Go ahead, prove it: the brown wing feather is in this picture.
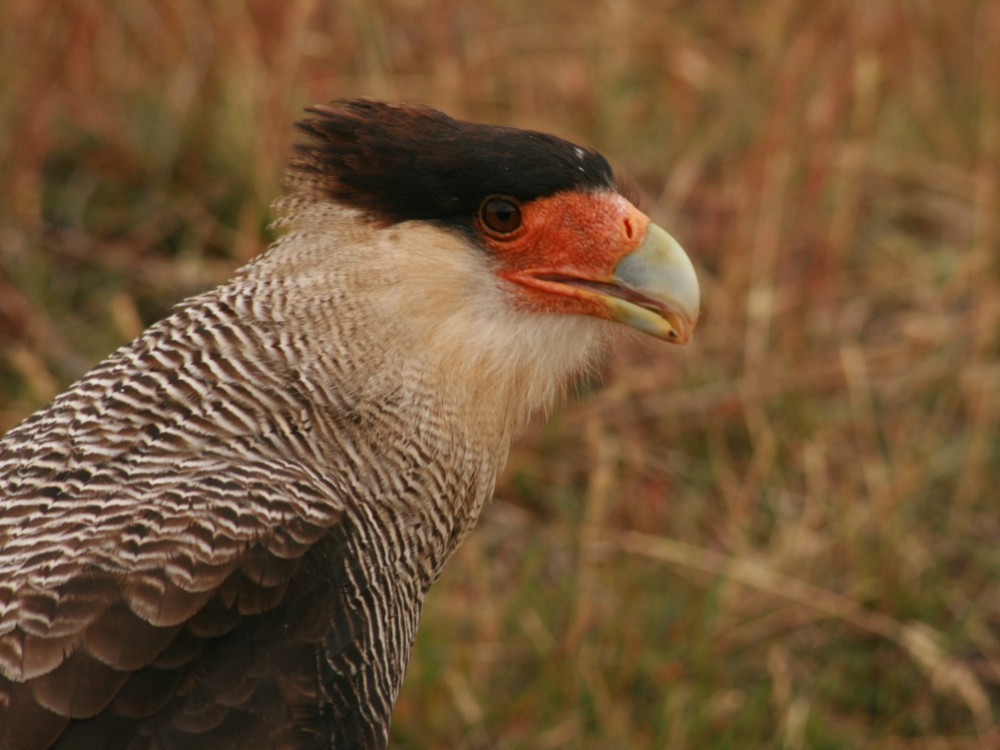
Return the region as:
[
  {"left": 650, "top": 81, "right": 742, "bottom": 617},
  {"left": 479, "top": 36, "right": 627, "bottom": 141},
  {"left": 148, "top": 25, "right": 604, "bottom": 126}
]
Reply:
[
  {"left": 0, "top": 511, "right": 349, "bottom": 749},
  {"left": 0, "top": 366, "right": 356, "bottom": 749}
]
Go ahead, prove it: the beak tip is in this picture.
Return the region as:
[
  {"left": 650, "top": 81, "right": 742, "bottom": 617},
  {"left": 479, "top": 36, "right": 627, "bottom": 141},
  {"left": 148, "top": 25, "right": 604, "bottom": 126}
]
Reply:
[{"left": 667, "top": 312, "right": 698, "bottom": 345}]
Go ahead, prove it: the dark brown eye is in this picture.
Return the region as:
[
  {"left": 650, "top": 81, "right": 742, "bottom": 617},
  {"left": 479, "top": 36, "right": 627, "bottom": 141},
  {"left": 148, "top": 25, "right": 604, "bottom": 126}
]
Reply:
[{"left": 479, "top": 197, "right": 522, "bottom": 236}]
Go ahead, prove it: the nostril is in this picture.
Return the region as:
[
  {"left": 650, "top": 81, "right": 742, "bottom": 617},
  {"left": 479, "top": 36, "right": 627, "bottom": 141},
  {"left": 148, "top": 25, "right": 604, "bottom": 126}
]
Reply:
[{"left": 623, "top": 218, "right": 634, "bottom": 239}]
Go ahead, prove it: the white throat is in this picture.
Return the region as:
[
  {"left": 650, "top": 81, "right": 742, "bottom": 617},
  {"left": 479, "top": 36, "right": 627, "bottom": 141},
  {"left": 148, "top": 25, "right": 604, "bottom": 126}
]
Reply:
[{"left": 244, "top": 200, "right": 611, "bottom": 435}]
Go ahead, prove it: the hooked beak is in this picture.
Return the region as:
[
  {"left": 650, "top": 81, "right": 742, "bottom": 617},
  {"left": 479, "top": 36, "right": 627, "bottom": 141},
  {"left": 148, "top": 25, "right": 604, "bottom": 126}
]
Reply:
[{"left": 604, "top": 222, "right": 700, "bottom": 343}]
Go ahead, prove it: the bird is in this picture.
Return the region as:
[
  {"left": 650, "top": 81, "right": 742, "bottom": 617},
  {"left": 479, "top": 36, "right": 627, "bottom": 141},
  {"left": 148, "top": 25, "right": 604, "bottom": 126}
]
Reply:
[{"left": 0, "top": 99, "right": 699, "bottom": 750}]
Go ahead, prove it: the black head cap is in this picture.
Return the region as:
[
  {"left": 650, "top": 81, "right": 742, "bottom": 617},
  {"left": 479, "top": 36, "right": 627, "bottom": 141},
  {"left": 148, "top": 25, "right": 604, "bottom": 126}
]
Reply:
[{"left": 293, "top": 100, "right": 616, "bottom": 227}]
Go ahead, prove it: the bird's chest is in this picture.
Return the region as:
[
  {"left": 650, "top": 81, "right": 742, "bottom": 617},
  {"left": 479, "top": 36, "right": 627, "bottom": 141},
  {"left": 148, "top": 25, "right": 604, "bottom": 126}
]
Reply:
[{"left": 301, "top": 388, "right": 507, "bottom": 586}]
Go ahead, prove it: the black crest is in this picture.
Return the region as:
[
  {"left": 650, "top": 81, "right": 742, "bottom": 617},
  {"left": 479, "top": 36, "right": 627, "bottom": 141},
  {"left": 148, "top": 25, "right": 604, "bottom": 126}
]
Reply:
[{"left": 294, "top": 99, "right": 615, "bottom": 226}]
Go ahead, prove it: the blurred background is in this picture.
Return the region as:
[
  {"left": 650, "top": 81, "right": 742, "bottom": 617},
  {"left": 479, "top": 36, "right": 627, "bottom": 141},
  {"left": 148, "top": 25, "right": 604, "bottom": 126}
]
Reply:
[{"left": 1, "top": 1, "right": 998, "bottom": 747}]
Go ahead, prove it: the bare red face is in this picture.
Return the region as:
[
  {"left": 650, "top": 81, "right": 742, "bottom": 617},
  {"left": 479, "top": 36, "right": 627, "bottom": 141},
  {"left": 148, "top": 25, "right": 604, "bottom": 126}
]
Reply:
[{"left": 478, "top": 190, "right": 699, "bottom": 343}]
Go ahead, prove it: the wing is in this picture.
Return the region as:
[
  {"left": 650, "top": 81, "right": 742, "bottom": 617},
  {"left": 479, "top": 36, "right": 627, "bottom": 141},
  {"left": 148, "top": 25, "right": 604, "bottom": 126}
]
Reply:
[
  {"left": 0, "top": 449, "right": 352, "bottom": 750},
  {"left": 0, "top": 304, "right": 416, "bottom": 750}
]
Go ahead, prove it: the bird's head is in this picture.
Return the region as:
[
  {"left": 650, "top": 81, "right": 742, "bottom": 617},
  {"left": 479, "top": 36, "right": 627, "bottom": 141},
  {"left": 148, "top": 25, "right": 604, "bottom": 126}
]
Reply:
[
  {"left": 290, "top": 100, "right": 699, "bottom": 346},
  {"left": 261, "top": 100, "right": 700, "bottom": 427}
]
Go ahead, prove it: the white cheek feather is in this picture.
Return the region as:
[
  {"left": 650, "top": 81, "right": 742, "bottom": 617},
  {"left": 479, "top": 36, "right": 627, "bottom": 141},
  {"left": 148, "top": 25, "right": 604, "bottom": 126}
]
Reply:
[{"left": 260, "top": 200, "right": 610, "bottom": 431}]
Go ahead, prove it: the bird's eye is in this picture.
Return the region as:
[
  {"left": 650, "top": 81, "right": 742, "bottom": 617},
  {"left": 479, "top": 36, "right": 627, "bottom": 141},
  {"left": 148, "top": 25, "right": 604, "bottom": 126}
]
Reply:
[{"left": 479, "top": 197, "right": 523, "bottom": 236}]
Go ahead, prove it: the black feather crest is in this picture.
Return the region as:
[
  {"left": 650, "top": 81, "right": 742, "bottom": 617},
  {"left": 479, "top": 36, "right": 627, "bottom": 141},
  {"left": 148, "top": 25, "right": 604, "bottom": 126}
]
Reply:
[{"left": 293, "top": 99, "right": 615, "bottom": 226}]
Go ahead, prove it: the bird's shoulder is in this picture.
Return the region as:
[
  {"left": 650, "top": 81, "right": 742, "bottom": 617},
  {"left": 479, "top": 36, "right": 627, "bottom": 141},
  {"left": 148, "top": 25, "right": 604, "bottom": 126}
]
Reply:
[{"left": 0, "top": 293, "right": 384, "bottom": 748}]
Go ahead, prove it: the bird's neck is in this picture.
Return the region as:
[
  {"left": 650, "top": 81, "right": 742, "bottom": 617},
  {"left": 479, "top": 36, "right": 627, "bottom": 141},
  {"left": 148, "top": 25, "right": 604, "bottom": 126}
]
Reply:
[
  {"left": 244, "top": 202, "right": 610, "bottom": 438},
  {"left": 217, "top": 203, "right": 611, "bottom": 590}
]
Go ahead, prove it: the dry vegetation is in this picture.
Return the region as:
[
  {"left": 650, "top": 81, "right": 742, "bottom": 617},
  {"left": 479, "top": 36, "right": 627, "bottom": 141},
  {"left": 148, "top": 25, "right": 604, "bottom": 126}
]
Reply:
[{"left": 1, "top": 1, "right": 998, "bottom": 748}]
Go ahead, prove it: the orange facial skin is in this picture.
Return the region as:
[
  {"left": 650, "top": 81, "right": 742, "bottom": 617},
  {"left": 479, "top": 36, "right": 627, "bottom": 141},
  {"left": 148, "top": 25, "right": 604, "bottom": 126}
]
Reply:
[{"left": 482, "top": 190, "right": 649, "bottom": 319}]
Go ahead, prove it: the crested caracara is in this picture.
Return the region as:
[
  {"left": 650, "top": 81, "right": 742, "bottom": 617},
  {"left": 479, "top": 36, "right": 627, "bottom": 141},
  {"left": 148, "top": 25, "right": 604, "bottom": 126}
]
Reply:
[{"left": 0, "top": 100, "right": 699, "bottom": 750}]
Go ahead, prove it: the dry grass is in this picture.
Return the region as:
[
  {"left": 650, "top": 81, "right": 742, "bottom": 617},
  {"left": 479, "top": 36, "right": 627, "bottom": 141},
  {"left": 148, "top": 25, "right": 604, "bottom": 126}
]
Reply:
[{"left": 1, "top": 1, "right": 998, "bottom": 748}]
